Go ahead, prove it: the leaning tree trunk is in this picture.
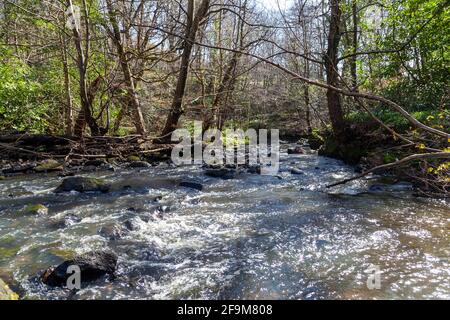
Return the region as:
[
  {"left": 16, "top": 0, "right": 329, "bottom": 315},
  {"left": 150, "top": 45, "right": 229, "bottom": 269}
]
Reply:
[
  {"left": 325, "top": 0, "right": 346, "bottom": 143},
  {"left": 158, "top": 0, "right": 210, "bottom": 143}
]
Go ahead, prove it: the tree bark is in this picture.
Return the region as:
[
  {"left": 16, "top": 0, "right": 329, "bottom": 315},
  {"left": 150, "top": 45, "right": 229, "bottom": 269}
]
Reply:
[
  {"left": 158, "top": 0, "right": 210, "bottom": 142},
  {"left": 325, "top": 0, "right": 346, "bottom": 142}
]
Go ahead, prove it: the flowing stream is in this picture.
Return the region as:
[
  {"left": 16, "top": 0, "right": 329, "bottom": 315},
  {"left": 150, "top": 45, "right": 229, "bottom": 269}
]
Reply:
[{"left": 0, "top": 145, "right": 449, "bottom": 299}]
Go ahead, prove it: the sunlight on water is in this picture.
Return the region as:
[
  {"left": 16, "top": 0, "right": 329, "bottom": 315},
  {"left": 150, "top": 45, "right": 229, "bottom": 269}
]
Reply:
[{"left": 0, "top": 146, "right": 449, "bottom": 300}]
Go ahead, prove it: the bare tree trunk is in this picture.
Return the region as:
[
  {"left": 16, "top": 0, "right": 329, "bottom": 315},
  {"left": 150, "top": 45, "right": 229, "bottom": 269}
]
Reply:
[
  {"left": 68, "top": 0, "right": 101, "bottom": 137},
  {"left": 325, "top": 0, "right": 346, "bottom": 142},
  {"left": 59, "top": 32, "right": 73, "bottom": 136},
  {"left": 105, "top": 0, "right": 147, "bottom": 136},
  {"left": 350, "top": 0, "right": 358, "bottom": 91},
  {"left": 302, "top": 17, "right": 312, "bottom": 134},
  {"left": 158, "top": 0, "right": 210, "bottom": 142}
]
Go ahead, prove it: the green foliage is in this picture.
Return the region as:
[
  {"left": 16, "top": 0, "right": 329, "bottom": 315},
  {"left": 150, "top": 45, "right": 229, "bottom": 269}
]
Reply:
[{"left": 0, "top": 48, "right": 49, "bottom": 133}]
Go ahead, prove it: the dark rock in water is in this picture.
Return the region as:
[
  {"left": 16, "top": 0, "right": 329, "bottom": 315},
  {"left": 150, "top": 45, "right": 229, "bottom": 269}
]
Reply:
[
  {"left": 316, "top": 240, "right": 331, "bottom": 250},
  {"left": 98, "top": 224, "right": 128, "bottom": 240},
  {"left": 124, "top": 218, "right": 141, "bottom": 231},
  {"left": 290, "top": 168, "right": 304, "bottom": 175},
  {"left": 110, "top": 177, "right": 177, "bottom": 193},
  {"left": 205, "top": 168, "right": 236, "bottom": 180},
  {"left": 179, "top": 180, "right": 203, "bottom": 191},
  {"left": 41, "top": 251, "right": 118, "bottom": 287},
  {"left": 54, "top": 177, "right": 110, "bottom": 193},
  {"left": 247, "top": 165, "right": 261, "bottom": 175},
  {"left": 84, "top": 160, "right": 107, "bottom": 167},
  {"left": 126, "top": 161, "right": 151, "bottom": 168},
  {"left": 287, "top": 146, "right": 305, "bottom": 155},
  {"left": 82, "top": 165, "right": 98, "bottom": 172},
  {"left": 22, "top": 204, "right": 48, "bottom": 216},
  {"left": 48, "top": 214, "right": 82, "bottom": 229},
  {"left": 0, "top": 278, "right": 19, "bottom": 300}
]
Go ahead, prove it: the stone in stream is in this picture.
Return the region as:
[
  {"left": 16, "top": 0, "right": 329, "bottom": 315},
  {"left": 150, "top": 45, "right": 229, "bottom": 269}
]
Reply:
[
  {"left": 110, "top": 177, "right": 177, "bottom": 193},
  {"left": 204, "top": 168, "right": 237, "bottom": 180},
  {"left": 48, "top": 214, "right": 82, "bottom": 229},
  {"left": 287, "top": 146, "right": 305, "bottom": 155},
  {"left": 41, "top": 251, "right": 118, "bottom": 287},
  {"left": 123, "top": 218, "right": 142, "bottom": 231},
  {"left": 54, "top": 177, "right": 110, "bottom": 193},
  {"left": 34, "top": 159, "right": 63, "bottom": 173},
  {"left": 84, "top": 159, "right": 108, "bottom": 167},
  {"left": 247, "top": 165, "right": 261, "bottom": 175},
  {"left": 0, "top": 278, "right": 19, "bottom": 300},
  {"left": 290, "top": 168, "right": 304, "bottom": 175},
  {"left": 98, "top": 224, "right": 129, "bottom": 240},
  {"left": 22, "top": 204, "right": 48, "bottom": 216},
  {"left": 179, "top": 180, "right": 203, "bottom": 191},
  {"left": 126, "top": 161, "right": 151, "bottom": 168}
]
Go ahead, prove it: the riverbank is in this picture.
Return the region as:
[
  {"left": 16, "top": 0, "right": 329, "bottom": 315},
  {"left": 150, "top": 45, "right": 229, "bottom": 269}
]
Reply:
[{"left": 307, "top": 124, "right": 450, "bottom": 198}]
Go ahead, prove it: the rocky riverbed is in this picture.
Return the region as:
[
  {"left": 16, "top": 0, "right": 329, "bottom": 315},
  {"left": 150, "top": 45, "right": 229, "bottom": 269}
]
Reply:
[{"left": 0, "top": 144, "right": 449, "bottom": 299}]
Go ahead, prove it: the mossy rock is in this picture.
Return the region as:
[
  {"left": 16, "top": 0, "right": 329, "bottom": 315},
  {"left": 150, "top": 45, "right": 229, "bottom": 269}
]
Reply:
[
  {"left": 0, "top": 246, "right": 20, "bottom": 259},
  {"left": 48, "top": 248, "right": 76, "bottom": 260},
  {"left": 34, "top": 159, "right": 63, "bottom": 172},
  {"left": 22, "top": 204, "right": 48, "bottom": 216},
  {"left": 0, "top": 278, "right": 19, "bottom": 300},
  {"left": 0, "top": 176, "right": 5, "bottom": 181},
  {"left": 54, "top": 177, "right": 110, "bottom": 193},
  {"left": 127, "top": 155, "right": 141, "bottom": 162}
]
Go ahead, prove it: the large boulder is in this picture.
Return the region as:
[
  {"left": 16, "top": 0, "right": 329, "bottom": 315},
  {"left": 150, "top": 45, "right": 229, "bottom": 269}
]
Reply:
[
  {"left": 0, "top": 278, "right": 19, "bottom": 300},
  {"left": 41, "top": 251, "right": 118, "bottom": 287},
  {"left": 54, "top": 177, "right": 110, "bottom": 193}
]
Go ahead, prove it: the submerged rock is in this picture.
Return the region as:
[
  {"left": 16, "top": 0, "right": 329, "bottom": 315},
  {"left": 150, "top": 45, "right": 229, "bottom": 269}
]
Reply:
[
  {"left": 287, "top": 146, "right": 305, "bottom": 155},
  {"left": 179, "top": 180, "right": 203, "bottom": 191},
  {"left": 290, "top": 168, "right": 304, "bottom": 175},
  {"left": 0, "top": 278, "right": 19, "bottom": 300},
  {"left": 48, "top": 214, "right": 82, "bottom": 229},
  {"left": 98, "top": 224, "right": 128, "bottom": 240},
  {"left": 205, "top": 168, "right": 237, "bottom": 180},
  {"left": 41, "top": 251, "right": 118, "bottom": 287},
  {"left": 126, "top": 161, "right": 151, "bottom": 168},
  {"left": 84, "top": 160, "right": 107, "bottom": 167},
  {"left": 54, "top": 177, "right": 110, "bottom": 193},
  {"left": 22, "top": 204, "right": 48, "bottom": 216},
  {"left": 110, "top": 177, "right": 179, "bottom": 193}
]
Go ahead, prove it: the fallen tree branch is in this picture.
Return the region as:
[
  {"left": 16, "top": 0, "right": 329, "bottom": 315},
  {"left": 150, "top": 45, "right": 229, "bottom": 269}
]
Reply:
[{"left": 326, "top": 152, "right": 450, "bottom": 188}]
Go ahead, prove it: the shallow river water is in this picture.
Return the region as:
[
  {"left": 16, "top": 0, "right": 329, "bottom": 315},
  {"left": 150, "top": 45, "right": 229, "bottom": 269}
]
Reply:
[{"left": 0, "top": 146, "right": 449, "bottom": 299}]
